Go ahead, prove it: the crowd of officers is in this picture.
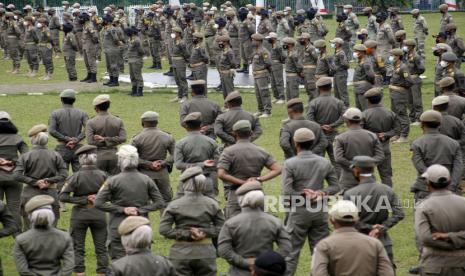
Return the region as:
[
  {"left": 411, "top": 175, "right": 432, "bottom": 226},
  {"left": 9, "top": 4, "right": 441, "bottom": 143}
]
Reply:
[{"left": 0, "top": 2, "right": 464, "bottom": 276}]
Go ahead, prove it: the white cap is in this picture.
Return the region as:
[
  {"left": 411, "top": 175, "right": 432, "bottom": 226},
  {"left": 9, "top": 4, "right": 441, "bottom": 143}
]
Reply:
[
  {"left": 116, "top": 145, "right": 138, "bottom": 159},
  {"left": 343, "top": 107, "right": 363, "bottom": 121},
  {"left": 432, "top": 95, "right": 449, "bottom": 106},
  {"left": 329, "top": 200, "right": 359, "bottom": 222},
  {"left": 0, "top": 111, "right": 11, "bottom": 120},
  {"left": 422, "top": 164, "right": 450, "bottom": 183}
]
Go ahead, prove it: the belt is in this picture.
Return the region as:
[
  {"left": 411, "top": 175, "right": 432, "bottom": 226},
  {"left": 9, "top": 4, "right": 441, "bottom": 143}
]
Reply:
[
  {"left": 7, "top": 35, "right": 17, "bottom": 38},
  {"left": 173, "top": 238, "right": 212, "bottom": 245},
  {"left": 272, "top": 59, "right": 281, "bottom": 62},
  {"left": 315, "top": 74, "right": 328, "bottom": 79},
  {"left": 205, "top": 34, "right": 214, "bottom": 38},
  {"left": 229, "top": 36, "right": 238, "bottom": 38},
  {"left": 303, "top": 65, "right": 316, "bottom": 69},
  {"left": 38, "top": 43, "right": 50, "bottom": 46},
  {"left": 172, "top": 56, "right": 185, "bottom": 60},
  {"left": 253, "top": 69, "right": 268, "bottom": 76},
  {"left": 286, "top": 72, "right": 298, "bottom": 76},
  {"left": 353, "top": 80, "right": 369, "bottom": 85},
  {"left": 219, "top": 69, "right": 232, "bottom": 74},
  {"left": 190, "top": 62, "right": 205, "bottom": 68},
  {"left": 25, "top": 42, "right": 36, "bottom": 45},
  {"left": 423, "top": 247, "right": 465, "bottom": 257},
  {"left": 389, "top": 85, "right": 408, "bottom": 92}
]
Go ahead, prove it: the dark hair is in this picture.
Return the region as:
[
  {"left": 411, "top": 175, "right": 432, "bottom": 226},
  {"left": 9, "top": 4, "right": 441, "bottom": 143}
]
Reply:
[
  {"left": 191, "top": 85, "right": 206, "bottom": 95},
  {"left": 236, "top": 130, "right": 251, "bottom": 139},
  {"left": 95, "top": 102, "right": 110, "bottom": 111},
  {"left": 296, "top": 140, "right": 314, "bottom": 150},
  {"left": 429, "top": 179, "right": 450, "bottom": 189},
  {"left": 288, "top": 103, "right": 304, "bottom": 113},
  {"left": 443, "top": 83, "right": 455, "bottom": 91},
  {"left": 358, "top": 166, "right": 375, "bottom": 174},
  {"left": 185, "top": 120, "right": 202, "bottom": 130},
  {"left": 254, "top": 267, "right": 285, "bottom": 276},
  {"left": 318, "top": 84, "right": 332, "bottom": 91},
  {"left": 348, "top": 119, "right": 361, "bottom": 124},
  {"left": 334, "top": 219, "right": 357, "bottom": 227},
  {"left": 0, "top": 121, "right": 18, "bottom": 134},
  {"left": 142, "top": 121, "right": 158, "bottom": 127},
  {"left": 367, "top": 95, "right": 382, "bottom": 104},
  {"left": 433, "top": 103, "right": 448, "bottom": 112},
  {"left": 228, "top": 97, "right": 242, "bottom": 107},
  {"left": 61, "top": 97, "right": 75, "bottom": 105},
  {"left": 422, "top": 121, "right": 441, "bottom": 129}
]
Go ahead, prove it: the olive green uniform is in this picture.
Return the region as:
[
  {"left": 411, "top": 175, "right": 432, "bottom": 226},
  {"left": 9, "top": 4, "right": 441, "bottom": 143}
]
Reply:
[
  {"left": 204, "top": 19, "right": 216, "bottom": 66},
  {"left": 37, "top": 27, "right": 54, "bottom": 75},
  {"left": 94, "top": 169, "right": 166, "bottom": 260},
  {"left": 131, "top": 127, "right": 175, "bottom": 203},
  {"left": 366, "top": 53, "right": 387, "bottom": 87},
  {"left": 49, "top": 14, "right": 61, "bottom": 54},
  {"left": 107, "top": 249, "right": 176, "bottom": 276},
  {"left": 59, "top": 166, "right": 108, "bottom": 274},
  {"left": 226, "top": 18, "right": 240, "bottom": 67},
  {"left": 285, "top": 49, "right": 303, "bottom": 100},
  {"left": 82, "top": 21, "right": 98, "bottom": 75},
  {"left": 270, "top": 43, "right": 286, "bottom": 101},
  {"left": 331, "top": 49, "right": 350, "bottom": 106},
  {"left": 49, "top": 104, "right": 89, "bottom": 172},
  {"left": 447, "top": 34, "right": 465, "bottom": 69},
  {"left": 180, "top": 96, "right": 222, "bottom": 139},
  {"left": 148, "top": 17, "right": 163, "bottom": 68},
  {"left": 367, "top": 14, "right": 379, "bottom": 40},
  {"left": 103, "top": 25, "right": 122, "bottom": 82},
  {"left": 14, "top": 146, "right": 68, "bottom": 230},
  {"left": 189, "top": 44, "right": 209, "bottom": 84},
  {"left": 251, "top": 46, "right": 272, "bottom": 115},
  {"left": 390, "top": 14, "right": 404, "bottom": 34},
  {"left": 73, "top": 16, "right": 84, "bottom": 55},
  {"left": 346, "top": 12, "right": 359, "bottom": 57},
  {"left": 443, "top": 91, "right": 465, "bottom": 119},
  {"left": 218, "top": 46, "right": 235, "bottom": 98},
  {"left": 63, "top": 32, "right": 78, "bottom": 80},
  {"left": 335, "top": 21, "right": 352, "bottom": 61},
  {"left": 128, "top": 36, "right": 145, "bottom": 89},
  {"left": 413, "top": 15, "right": 428, "bottom": 58},
  {"left": 376, "top": 23, "right": 395, "bottom": 77},
  {"left": 308, "top": 18, "right": 328, "bottom": 43},
  {"left": 214, "top": 107, "right": 263, "bottom": 147},
  {"left": 85, "top": 111, "right": 127, "bottom": 175},
  {"left": 159, "top": 192, "right": 225, "bottom": 275},
  {"left": 353, "top": 57, "right": 375, "bottom": 111},
  {"left": 389, "top": 62, "right": 412, "bottom": 138},
  {"left": 6, "top": 19, "right": 22, "bottom": 71},
  {"left": 406, "top": 52, "right": 425, "bottom": 122},
  {"left": 23, "top": 26, "right": 39, "bottom": 72},
  {"left": 172, "top": 38, "right": 190, "bottom": 99},
  {"left": 239, "top": 19, "right": 255, "bottom": 69},
  {"left": 440, "top": 12, "right": 453, "bottom": 33},
  {"left": 257, "top": 18, "right": 273, "bottom": 51},
  {"left": 300, "top": 44, "right": 319, "bottom": 100}
]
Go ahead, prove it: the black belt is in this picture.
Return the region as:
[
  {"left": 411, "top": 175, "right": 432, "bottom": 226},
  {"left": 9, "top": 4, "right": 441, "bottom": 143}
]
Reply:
[
  {"left": 205, "top": 35, "right": 214, "bottom": 38},
  {"left": 230, "top": 36, "right": 238, "bottom": 38}
]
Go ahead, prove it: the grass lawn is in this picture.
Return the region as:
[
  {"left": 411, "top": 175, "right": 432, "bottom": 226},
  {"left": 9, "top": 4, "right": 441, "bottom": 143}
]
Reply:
[{"left": 0, "top": 11, "right": 464, "bottom": 276}]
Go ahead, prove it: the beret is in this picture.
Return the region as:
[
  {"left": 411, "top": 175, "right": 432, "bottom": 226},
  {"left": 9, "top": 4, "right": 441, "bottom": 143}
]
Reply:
[
  {"left": 193, "top": 32, "right": 204, "bottom": 38},
  {"left": 140, "top": 111, "right": 159, "bottom": 121},
  {"left": 180, "top": 166, "right": 203, "bottom": 182},
  {"left": 432, "top": 95, "right": 449, "bottom": 106},
  {"left": 75, "top": 145, "right": 97, "bottom": 155},
  {"left": 442, "top": 52, "right": 458, "bottom": 62},
  {"left": 93, "top": 94, "right": 110, "bottom": 106},
  {"left": 251, "top": 33, "right": 264, "bottom": 41},
  {"left": 404, "top": 39, "right": 416, "bottom": 46},
  {"left": 343, "top": 5, "right": 353, "bottom": 9},
  {"left": 364, "top": 87, "right": 383, "bottom": 98},
  {"left": 422, "top": 164, "right": 450, "bottom": 183},
  {"left": 411, "top": 9, "right": 420, "bottom": 14},
  {"left": 282, "top": 37, "right": 296, "bottom": 44},
  {"left": 0, "top": 111, "right": 11, "bottom": 120},
  {"left": 118, "top": 216, "right": 151, "bottom": 236},
  {"left": 225, "top": 91, "right": 241, "bottom": 102},
  {"left": 28, "top": 124, "right": 47, "bottom": 137},
  {"left": 390, "top": 48, "right": 404, "bottom": 56},
  {"left": 329, "top": 200, "right": 359, "bottom": 222},
  {"left": 353, "top": 44, "right": 367, "bottom": 52},
  {"left": 439, "top": 76, "right": 455, "bottom": 88},
  {"left": 216, "top": 35, "right": 230, "bottom": 42},
  {"left": 298, "top": 33, "right": 310, "bottom": 40},
  {"left": 60, "top": 89, "right": 76, "bottom": 98},
  {"left": 343, "top": 107, "right": 362, "bottom": 121},
  {"left": 294, "top": 128, "right": 315, "bottom": 142},
  {"left": 173, "top": 26, "right": 182, "bottom": 33},
  {"left": 235, "top": 180, "right": 262, "bottom": 196},
  {"left": 183, "top": 112, "right": 202, "bottom": 123},
  {"left": 420, "top": 110, "right": 442, "bottom": 123},
  {"left": 316, "top": 76, "right": 332, "bottom": 87},
  {"left": 364, "top": 40, "right": 378, "bottom": 48},
  {"left": 313, "top": 39, "right": 326, "bottom": 48},
  {"left": 395, "top": 30, "right": 406, "bottom": 37},
  {"left": 225, "top": 10, "right": 235, "bottom": 16},
  {"left": 330, "top": 37, "right": 344, "bottom": 44},
  {"left": 233, "top": 120, "right": 251, "bottom": 131},
  {"left": 350, "top": 155, "right": 376, "bottom": 168},
  {"left": 286, "top": 98, "right": 303, "bottom": 108},
  {"left": 25, "top": 195, "right": 54, "bottom": 213}
]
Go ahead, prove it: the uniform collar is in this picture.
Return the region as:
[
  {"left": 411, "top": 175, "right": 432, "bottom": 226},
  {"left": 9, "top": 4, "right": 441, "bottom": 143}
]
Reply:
[
  {"left": 127, "top": 248, "right": 151, "bottom": 256},
  {"left": 241, "top": 207, "right": 262, "bottom": 213},
  {"left": 290, "top": 115, "right": 306, "bottom": 121},
  {"left": 236, "top": 138, "right": 251, "bottom": 143},
  {"left": 430, "top": 190, "right": 453, "bottom": 197},
  {"left": 297, "top": 150, "right": 314, "bottom": 156},
  {"left": 80, "top": 165, "right": 98, "bottom": 170},
  {"left": 32, "top": 145, "right": 47, "bottom": 150},
  {"left": 188, "top": 131, "right": 202, "bottom": 135},
  {"left": 62, "top": 104, "right": 74, "bottom": 108},
  {"left": 424, "top": 129, "right": 440, "bottom": 134},
  {"left": 359, "top": 176, "right": 377, "bottom": 184},
  {"left": 229, "top": 106, "right": 242, "bottom": 111},
  {"left": 334, "top": 227, "right": 358, "bottom": 233},
  {"left": 97, "top": 111, "right": 109, "bottom": 116}
]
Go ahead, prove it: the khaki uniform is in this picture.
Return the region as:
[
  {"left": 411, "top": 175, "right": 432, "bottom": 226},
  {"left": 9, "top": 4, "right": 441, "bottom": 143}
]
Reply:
[
  {"left": 331, "top": 49, "right": 350, "bottom": 106},
  {"left": 6, "top": 20, "right": 22, "bottom": 71},
  {"left": 107, "top": 249, "right": 176, "bottom": 276},
  {"left": 282, "top": 151, "right": 340, "bottom": 275},
  {"left": 218, "top": 207, "right": 291, "bottom": 276},
  {"left": 94, "top": 169, "right": 166, "bottom": 260},
  {"left": 214, "top": 107, "right": 263, "bottom": 147},
  {"left": 390, "top": 62, "right": 412, "bottom": 138},
  {"left": 103, "top": 25, "right": 122, "bottom": 80},
  {"left": 251, "top": 46, "right": 272, "bottom": 115},
  {"left": 226, "top": 18, "right": 240, "bottom": 67},
  {"left": 218, "top": 139, "right": 275, "bottom": 218},
  {"left": 204, "top": 19, "right": 216, "bottom": 66},
  {"left": 128, "top": 36, "right": 145, "bottom": 89},
  {"left": 367, "top": 53, "right": 387, "bottom": 87},
  {"left": 159, "top": 192, "right": 225, "bottom": 275},
  {"left": 82, "top": 22, "right": 99, "bottom": 75},
  {"left": 390, "top": 14, "right": 404, "bottom": 34},
  {"left": 173, "top": 38, "right": 190, "bottom": 99},
  {"left": 218, "top": 46, "right": 235, "bottom": 98},
  {"left": 49, "top": 14, "right": 61, "bottom": 54},
  {"left": 300, "top": 44, "right": 319, "bottom": 100},
  {"left": 413, "top": 15, "right": 428, "bottom": 58},
  {"left": 279, "top": 116, "right": 328, "bottom": 159},
  {"left": 443, "top": 91, "right": 465, "bottom": 119},
  {"left": 334, "top": 126, "right": 385, "bottom": 190},
  {"left": 23, "top": 26, "right": 39, "bottom": 72},
  {"left": 239, "top": 19, "right": 254, "bottom": 68},
  {"left": 440, "top": 12, "right": 453, "bottom": 33},
  {"left": 353, "top": 57, "right": 375, "bottom": 111},
  {"left": 346, "top": 12, "right": 359, "bottom": 57},
  {"left": 366, "top": 15, "right": 379, "bottom": 40},
  {"left": 85, "top": 111, "right": 127, "bottom": 175},
  {"left": 257, "top": 18, "right": 272, "bottom": 51},
  {"left": 183, "top": 23, "right": 195, "bottom": 54},
  {"left": 37, "top": 27, "right": 54, "bottom": 75},
  {"left": 335, "top": 22, "right": 352, "bottom": 64},
  {"left": 415, "top": 191, "right": 465, "bottom": 276},
  {"left": 447, "top": 34, "right": 465, "bottom": 69},
  {"left": 189, "top": 44, "right": 209, "bottom": 84},
  {"left": 14, "top": 146, "right": 68, "bottom": 230},
  {"left": 285, "top": 49, "right": 303, "bottom": 100},
  {"left": 312, "top": 227, "right": 395, "bottom": 276},
  {"left": 308, "top": 18, "right": 328, "bottom": 43},
  {"left": 180, "top": 96, "right": 222, "bottom": 139},
  {"left": 406, "top": 52, "right": 425, "bottom": 122},
  {"left": 377, "top": 23, "right": 395, "bottom": 77},
  {"left": 270, "top": 43, "right": 286, "bottom": 101},
  {"left": 59, "top": 166, "right": 108, "bottom": 274},
  {"left": 276, "top": 18, "right": 290, "bottom": 39},
  {"left": 131, "top": 127, "right": 175, "bottom": 203},
  {"left": 49, "top": 104, "right": 89, "bottom": 172},
  {"left": 14, "top": 228, "right": 74, "bottom": 276},
  {"left": 441, "top": 67, "right": 465, "bottom": 96},
  {"left": 63, "top": 32, "right": 78, "bottom": 80},
  {"left": 73, "top": 16, "right": 84, "bottom": 55},
  {"left": 148, "top": 17, "right": 163, "bottom": 68}
]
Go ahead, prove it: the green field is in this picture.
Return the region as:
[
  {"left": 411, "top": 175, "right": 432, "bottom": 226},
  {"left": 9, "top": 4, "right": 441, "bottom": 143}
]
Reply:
[{"left": 0, "top": 12, "right": 464, "bottom": 276}]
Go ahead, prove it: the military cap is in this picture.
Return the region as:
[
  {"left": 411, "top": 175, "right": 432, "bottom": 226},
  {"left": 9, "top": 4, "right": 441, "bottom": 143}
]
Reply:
[
  {"left": 13, "top": 10, "right": 22, "bottom": 15},
  {"left": 183, "top": 112, "right": 202, "bottom": 123},
  {"left": 313, "top": 39, "right": 326, "bottom": 48},
  {"left": 294, "top": 128, "right": 315, "bottom": 142},
  {"left": 75, "top": 145, "right": 97, "bottom": 155},
  {"left": 297, "top": 9, "right": 306, "bottom": 15},
  {"left": 357, "top": 28, "right": 368, "bottom": 35},
  {"left": 0, "top": 111, "right": 11, "bottom": 120},
  {"left": 25, "top": 195, "right": 54, "bottom": 213},
  {"left": 254, "top": 251, "right": 286, "bottom": 275},
  {"left": 363, "top": 7, "right": 373, "bottom": 12},
  {"left": 216, "top": 35, "right": 230, "bottom": 42},
  {"left": 251, "top": 33, "right": 264, "bottom": 41},
  {"left": 284, "top": 6, "right": 292, "bottom": 11},
  {"left": 225, "top": 91, "right": 241, "bottom": 102},
  {"left": 173, "top": 26, "right": 182, "bottom": 33},
  {"left": 73, "top": 3, "right": 81, "bottom": 8},
  {"left": 6, "top": 4, "right": 14, "bottom": 9},
  {"left": 411, "top": 8, "right": 420, "bottom": 14},
  {"left": 23, "top": 4, "right": 32, "bottom": 9},
  {"left": 439, "top": 76, "right": 455, "bottom": 88},
  {"left": 225, "top": 1, "right": 232, "bottom": 5},
  {"left": 364, "top": 40, "right": 378, "bottom": 48},
  {"left": 203, "top": 2, "right": 210, "bottom": 7},
  {"left": 235, "top": 180, "right": 262, "bottom": 196},
  {"left": 92, "top": 94, "right": 110, "bottom": 106},
  {"left": 103, "top": 6, "right": 111, "bottom": 11},
  {"left": 191, "top": 79, "right": 206, "bottom": 86},
  {"left": 353, "top": 44, "right": 367, "bottom": 52},
  {"left": 282, "top": 37, "right": 296, "bottom": 44},
  {"left": 32, "top": 11, "right": 41, "bottom": 16},
  {"left": 28, "top": 124, "right": 47, "bottom": 137},
  {"left": 442, "top": 52, "right": 458, "bottom": 62},
  {"left": 87, "top": 7, "right": 95, "bottom": 13},
  {"left": 404, "top": 39, "right": 416, "bottom": 46},
  {"left": 394, "top": 30, "right": 406, "bottom": 37},
  {"left": 343, "top": 107, "right": 363, "bottom": 121},
  {"left": 445, "top": 23, "right": 457, "bottom": 31},
  {"left": 266, "top": 32, "right": 278, "bottom": 39},
  {"left": 37, "top": 17, "right": 48, "bottom": 23},
  {"left": 225, "top": 10, "right": 235, "bottom": 17},
  {"left": 23, "top": 15, "right": 32, "bottom": 21},
  {"left": 330, "top": 37, "right": 344, "bottom": 44},
  {"left": 118, "top": 216, "right": 151, "bottom": 236},
  {"left": 350, "top": 156, "right": 376, "bottom": 168},
  {"left": 432, "top": 95, "right": 449, "bottom": 106},
  {"left": 420, "top": 110, "right": 442, "bottom": 123},
  {"left": 364, "top": 87, "right": 383, "bottom": 98},
  {"left": 439, "top": 3, "right": 448, "bottom": 11},
  {"left": 180, "top": 166, "right": 203, "bottom": 182},
  {"left": 390, "top": 48, "right": 404, "bottom": 56},
  {"left": 140, "top": 111, "right": 159, "bottom": 122},
  {"left": 62, "top": 1, "right": 69, "bottom": 5},
  {"left": 316, "top": 76, "right": 332, "bottom": 87},
  {"left": 343, "top": 5, "right": 353, "bottom": 9},
  {"left": 245, "top": 3, "right": 253, "bottom": 9},
  {"left": 59, "top": 88, "right": 76, "bottom": 98},
  {"left": 63, "top": 12, "right": 71, "bottom": 17},
  {"left": 286, "top": 98, "right": 303, "bottom": 108},
  {"left": 433, "top": 42, "right": 451, "bottom": 52},
  {"left": 275, "top": 11, "right": 284, "bottom": 16},
  {"left": 421, "top": 164, "right": 450, "bottom": 183},
  {"left": 172, "top": 4, "right": 180, "bottom": 10},
  {"left": 329, "top": 200, "right": 359, "bottom": 222},
  {"left": 233, "top": 120, "right": 251, "bottom": 132},
  {"left": 298, "top": 33, "right": 310, "bottom": 40}
]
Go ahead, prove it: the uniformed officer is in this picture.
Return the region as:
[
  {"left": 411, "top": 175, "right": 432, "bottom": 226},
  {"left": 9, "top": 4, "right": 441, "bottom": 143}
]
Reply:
[
  {"left": 403, "top": 39, "right": 425, "bottom": 126},
  {"left": 362, "top": 87, "right": 399, "bottom": 187},
  {"left": 415, "top": 164, "right": 465, "bottom": 276},
  {"left": 411, "top": 9, "right": 428, "bottom": 58},
  {"left": 22, "top": 16, "right": 39, "bottom": 78},
  {"left": 86, "top": 95, "right": 127, "bottom": 175},
  {"left": 37, "top": 17, "right": 54, "bottom": 81},
  {"left": 47, "top": 8, "right": 61, "bottom": 56},
  {"left": 394, "top": 29, "right": 406, "bottom": 49},
  {"left": 334, "top": 108, "right": 384, "bottom": 190},
  {"left": 389, "top": 48, "right": 412, "bottom": 143},
  {"left": 353, "top": 44, "right": 375, "bottom": 111},
  {"left": 189, "top": 32, "right": 209, "bottom": 83},
  {"left": 14, "top": 195, "right": 74, "bottom": 276},
  {"left": 283, "top": 37, "right": 303, "bottom": 101},
  {"left": 445, "top": 23, "right": 465, "bottom": 69},
  {"left": 257, "top": 9, "right": 273, "bottom": 51},
  {"left": 439, "top": 3, "right": 453, "bottom": 33},
  {"left": 376, "top": 12, "right": 395, "bottom": 84},
  {"left": 363, "top": 7, "right": 378, "bottom": 40},
  {"left": 217, "top": 35, "right": 235, "bottom": 99},
  {"left": 282, "top": 128, "right": 339, "bottom": 275},
  {"left": 433, "top": 43, "right": 453, "bottom": 96},
  {"left": 95, "top": 145, "right": 166, "bottom": 260},
  {"left": 14, "top": 125, "right": 68, "bottom": 230},
  {"left": 327, "top": 38, "right": 349, "bottom": 106},
  {"left": 108, "top": 216, "right": 177, "bottom": 275},
  {"left": 309, "top": 12, "right": 328, "bottom": 43},
  {"left": 238, "top": 9, "right": 255, "bottom": 74},
  {"left": 218, "top": 120, "right": 281, "bottom": 218},
  {"left": 298, "top": 33, "right": 318, "bottom": 101},
  {"left": 101, "top": 15, "right": 121, "bottom": 87},
  {"left": 265, "top": 32, "right": 285, "bottom": 104},
  {"left": 440, "top": 52, "right": 465, "bottom": 95},
  {"left": 335, "top": 13, "right": 352, "bottom": 62},
  {"left": 251, "top": 33, "right": 272, "bottom": 118},
  {"left": 439, "top": 77, "right": 465, "bottom": 119},
  {"left": 344, "top": 5, "right": 359, "bottom": 58},
  {"left": 131, "top": 111, "right": 175, "bottom": 204},
  {"left": 226, "top": 10, "right": 240, "bottom": 67},
  {"left": 5, "top": 12, "right": 22, "bottom": 74},
  {"left": 218, "top": 182, "right": 291, "bottom": 276},
  {"left": 72, "top": 8, "right": 84, "bottom": 54},
  {"left": 80, "top": 13, "right": 98, "bottom": 83},
  {"left": 344, "top": 156, "right": 404, "bottom": 267},
  {"left": 204, "top": 11, "right": 217, "bottom": 67},
  {"left": 147, "top": 8, "right": 163, "bottom": 70},
  {"left": 214, "top": 91, "right": 263, "bottom": 147},
  {"left": 275, "top": 11, "right": 290, "bottom": 39},
  {"left": 180, "top": 80, "right": 222, "bottom": 139},
  {"left": 312, "top": 200, "right": 395, "bottom": 276},
  {"left": 62, "top": 23, "right": 78, "bottom": 81},
  {"left": 280, "top": 98, "right": 327, "bottom": 159},
  {"left": 364, "top": 40, "right": 387, "bottom": 87},
  {"left": 0, "top": 112, "right": 28, "bottom": 231},
  {"left": 59, "top": 145, "right": 108, "bottom": 276},
  {"left": 159, "top": 169, "right": 225, "bottom": 275},
  {"left": 314, "top": 39, "right": 331, "bottom": 80},
  {"left": 389, "top": 7, "right": 404, "bottom": 34},
  {"left": 432, "top": 95, "right": 465, "bottom": 144},
  {"left": 127, "top": 27, "right": 145, "bottom": 97},
  {"left": 169, "top": 26, "right": 190, "bottom": 103}
]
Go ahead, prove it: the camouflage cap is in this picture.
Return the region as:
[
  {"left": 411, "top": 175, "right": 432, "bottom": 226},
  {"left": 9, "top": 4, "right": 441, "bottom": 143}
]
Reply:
[
  {"left": 24, "top": 195, "right": 55, "bottom": 213},
  {"left": 439, "top": 76, "right": 455, "bottom": 88},
  {"left": 293, "top": 128, "right": 315, "bottom": 142},
  {"left": 118, "top": 216, "right": 151, "bottom": 236},
  {"left": 232, "top": 120, "right": 251, "bottom": 132},
  {"left": 74, "top": 145, "right": 97, "bottom": 155},
  {"left": 420, "top": 110, "right": 442, "bottom": 123},
  {"left": 235, "top": 180, "right": 263, "bottom": 196},
  {"left": 28, "top": 124, "right": 47, "bottom": 137}
]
